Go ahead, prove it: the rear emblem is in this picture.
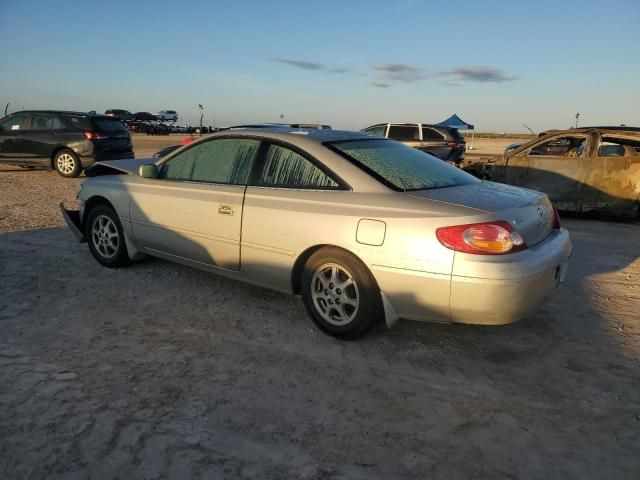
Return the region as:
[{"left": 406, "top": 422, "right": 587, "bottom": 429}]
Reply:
[{"left": 537, "top": 207, "right": 545, "bottom": 217}]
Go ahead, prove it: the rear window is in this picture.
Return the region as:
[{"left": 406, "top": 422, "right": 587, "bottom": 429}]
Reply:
[
  {"left": 92, "top": 118, "right": 129, "bottom": 134},
  {"left": 329, "top": 139, "right": 478, "bottom": 191}
]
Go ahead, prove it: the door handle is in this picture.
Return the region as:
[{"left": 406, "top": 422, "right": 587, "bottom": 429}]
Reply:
[{"left": 218, "top": 205, "right": 234, "bottom": 215}]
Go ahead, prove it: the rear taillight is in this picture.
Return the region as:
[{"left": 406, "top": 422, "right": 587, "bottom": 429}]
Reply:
[
  {"left": 447, "top": 142, "right": 461, "bottom": 148},
  {"left": 552, "top": 206, "right": 561, "bottom": 229},
  {"left": 436, "top": 221, "right": 527, "bottom": 255},
  {"left": 84, "top": 131, "right": 102, "bottom": 140}
]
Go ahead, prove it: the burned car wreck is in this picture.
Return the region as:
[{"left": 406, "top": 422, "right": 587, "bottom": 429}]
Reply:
[{"left": 463, "top": 127, "right": 640, "bottom": 219}]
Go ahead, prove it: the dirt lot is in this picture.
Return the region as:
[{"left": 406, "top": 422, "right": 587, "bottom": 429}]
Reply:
[{"left": 1, "top": 136, "right": 639, "bottom": 479}]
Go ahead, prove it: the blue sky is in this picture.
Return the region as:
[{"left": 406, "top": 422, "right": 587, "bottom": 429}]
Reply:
[{"left": 1, "top": 0, "right": 638, "bottom": 132}]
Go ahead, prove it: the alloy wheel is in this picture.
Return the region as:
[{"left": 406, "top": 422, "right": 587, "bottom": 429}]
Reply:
[{"left": 310, "top": 263, "right": 360, "bottom": 326}]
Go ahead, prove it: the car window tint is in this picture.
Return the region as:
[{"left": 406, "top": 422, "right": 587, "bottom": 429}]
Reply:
[
  {"left": 93, "top": 118, "right": 129, "bottom": 134},
  {"left": 364, "top": 125, "right": 386, "bottom": 137},
  {"left": 388, "top": 125, "right": 419, "bottom": 141},
  {"left": 0, "top": 113, "right": 30, "bottom": 132},
  {"left": 530, "top": 136, "right": 586, "bottom": 157},
  {"left": 330, "top": 139, "right": 477, "bottom": 191},
  {"left": 421, "top": 127, "right": 444, "bottom": 141},
  {"left": 160, "top": 146, "right": 199, "bottom": 180},
  {"left": 598, "top": 137, "right": 640, "bottom": 157},
  {"left": 67, "top": 116, "right": 92, "bottom": 130},
  {"left": 258, "top": 144, "right": 339, "bottom": 189},
  {"left": 191, "top": 138, "right": 259, "bottom": 184},
  {"left": 30, "top": 114, "right": 63, "bottom": 130}
]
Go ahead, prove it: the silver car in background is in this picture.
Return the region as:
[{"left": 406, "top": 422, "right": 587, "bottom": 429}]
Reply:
[{"left": 62, "top": 129, "right": 572, "bottom": 339}]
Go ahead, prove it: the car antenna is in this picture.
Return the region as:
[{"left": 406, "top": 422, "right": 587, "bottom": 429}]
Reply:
[
  {"left": 522, "top": 124, "right": 536, "bottom": 136},
  {"left": 4, "top": 103, "right": 9, "bottom": 116}
]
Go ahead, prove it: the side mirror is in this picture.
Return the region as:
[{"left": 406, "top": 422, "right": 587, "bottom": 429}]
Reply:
[{"left": 138, "top": 164, "right": 158, "bottom": 178}]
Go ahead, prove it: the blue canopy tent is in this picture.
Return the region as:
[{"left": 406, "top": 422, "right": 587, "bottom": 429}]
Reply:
[{"left": 435, "top": 114, "right": 475, "bottom": 149}]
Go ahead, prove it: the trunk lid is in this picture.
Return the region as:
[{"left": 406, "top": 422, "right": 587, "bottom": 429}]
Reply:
[{"left": 409, "top": 181, "right": 556, "bottom": 246}]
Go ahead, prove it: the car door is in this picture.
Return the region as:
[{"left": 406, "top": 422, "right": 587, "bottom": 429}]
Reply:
[
  {"left": 0, "top": 112, "right": 31, "bottom": 164},
  {"left": 241, "top": 142, "right": 349, "bottom": 292},
  {"left": 508, "top": 133, "right": 592, "bottom": 211},
  {"left": 129, "top": 137, "right": 261, "bottom": 270},
  {"left": 581, "top": 133, "right": 640, "bottom": 217},
  {"left": 20, "top": 113, "right": 65, "bottom": 165}
]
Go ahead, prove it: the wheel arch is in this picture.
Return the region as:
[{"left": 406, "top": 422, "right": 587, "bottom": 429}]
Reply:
[
  {"left": 290, "top": 244, "right": 377, "bottom": 295},
  {"left": 82, "top": 195, "right": 116, "bottom": 224},
  {"left": 50, "top": 146, "right": 77, "bottom": 170}
]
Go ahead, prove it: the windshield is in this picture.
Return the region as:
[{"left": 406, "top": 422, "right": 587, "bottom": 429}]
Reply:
[{"left": 329, "top": 139, "right": 478, "bottom": 191}]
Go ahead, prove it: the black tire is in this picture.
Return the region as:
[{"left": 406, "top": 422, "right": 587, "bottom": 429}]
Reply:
[
  {"left": 301, "top": 247, "right": 384, "bottom": 340},
  {"left": 84, "top": 204, "right": 132, "bottom": 268},
  {"left": 53, "top": 149, "right": 82, "bottom": 178}
]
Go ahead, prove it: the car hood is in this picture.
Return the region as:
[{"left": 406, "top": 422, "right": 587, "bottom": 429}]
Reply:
[
  {"left": 408, "top": 181, "right": 555, "bottom": 246},
  {"left": 86, "top": 158, "right": 156, "bottom": 176}
]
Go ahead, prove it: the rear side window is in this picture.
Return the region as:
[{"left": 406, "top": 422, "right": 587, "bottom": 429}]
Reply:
[
  {"left": 160, "top": 138, "right": 259, "bottom": 184},
  {"left": 258, "top": 144, "right": 340, "bottom": 189},
  {"left": 0, "top": 113, "right": 30, "bottom": 132},
  {"left": 364, "top": 125, "right": 386, "bottom": 137},
  {"left": 30, "top": 113, "right": 63, "bottom": 130},
  {"left": 598, "top": 137, "right": 640, "bottom": 157},
  {"left": 388, "top": 125, "right": 419, "bottom": 141},
  {"left": 330, "top": 139, "right": 477, "bottom": 191},
  {"left": 93, "top": 118, "right": 129, "bottom": 134},
  {"left": 421, "top": 127, "right": 445, "bottom": 141}
]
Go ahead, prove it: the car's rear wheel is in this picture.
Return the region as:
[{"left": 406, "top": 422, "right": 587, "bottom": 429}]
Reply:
[
  {"left": 85, "top": 204, "right": 132, "bottom": 268},
  {"left": 302, "top": 247, "right": 383, "bottom": 340},
  {"left": 53, "top": 149, "right": 81, "bottom": 178}
]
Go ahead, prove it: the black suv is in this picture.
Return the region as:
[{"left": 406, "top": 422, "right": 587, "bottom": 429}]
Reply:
[
  {"left": 0, "top": 110, "right": 134, "bottom": 177},
  {"left": 362, "top": 123, "right": 466, "bottom": 164}
]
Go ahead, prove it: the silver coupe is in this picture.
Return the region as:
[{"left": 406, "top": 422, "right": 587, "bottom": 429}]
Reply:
[{"left": 62, "top": 129, "right": 572, "bottom": 339}]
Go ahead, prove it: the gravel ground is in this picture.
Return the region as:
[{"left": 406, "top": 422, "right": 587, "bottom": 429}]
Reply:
[{"left": 1, "top": 138, "right": 639, "bottom": 479}]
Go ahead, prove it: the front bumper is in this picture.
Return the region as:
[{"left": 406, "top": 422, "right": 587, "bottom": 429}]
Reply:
[{"left": 60, "top": 203, "right": 85, "bottom": 243}]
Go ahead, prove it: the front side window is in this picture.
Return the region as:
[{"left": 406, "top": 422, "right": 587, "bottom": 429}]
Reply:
[
  {"left": 30, "top": 114, "right": 63, "bottom": 130},
  {"left": 0, "top": 113, "right": 30, "bottom": 132},
  {"left": 258, "top": 144, "right": 340, "bottom": 189},
  {"left": 388, "top": 125, "right": 420, "bottom": 141},
  {"left": 330, "top": 139, "right": 478, "bottom": 191},
  {"left": 160, "top": 138, "right": 259, "bottom": 184},
  {"left": 529, "top": 136, "right": 587, "bottom": 157}
]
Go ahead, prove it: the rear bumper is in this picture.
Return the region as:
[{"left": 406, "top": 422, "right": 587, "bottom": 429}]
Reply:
[
  {"left": 374, "top": 228, "right": 572, "bottom": 326},
  {"left": 60, "top": 203, "right": 85, "bottom": 243},
  {"left": 449, "top": 228, "right": 572, "bottom": 325}
]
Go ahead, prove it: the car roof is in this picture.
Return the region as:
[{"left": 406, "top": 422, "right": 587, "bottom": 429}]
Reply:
[
  {"left": 209, "top": 127, "right": 375, "bottom": 144},
  {"left": 540, "top": 127, "right": 640, "bottom": 137},
  {"left": 8, "top": 110, "right": 114, "bottom": 118}
]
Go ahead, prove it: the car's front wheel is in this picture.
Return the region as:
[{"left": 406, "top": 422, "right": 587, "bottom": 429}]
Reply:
[
  {"left": 85, "top": 204, "right": 132, "bottom": 268},
  {"left": 302, "top": 247, "right": 384, "bottom": 340},
  {"left": 53, "top": 149, "right": 82, "bottom": 178}
]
